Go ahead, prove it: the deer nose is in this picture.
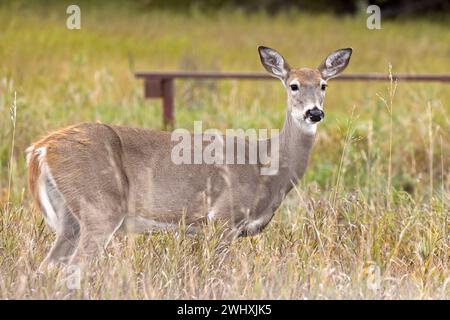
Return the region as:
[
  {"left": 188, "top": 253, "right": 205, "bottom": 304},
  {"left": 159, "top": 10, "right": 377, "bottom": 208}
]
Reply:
[{"left": 306, "top": 107, "right": 324, "bottom": 123}]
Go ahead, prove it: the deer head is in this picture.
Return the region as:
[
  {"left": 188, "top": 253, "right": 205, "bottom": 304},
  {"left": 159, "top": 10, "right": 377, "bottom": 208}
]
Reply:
[{"left": 258, "top": 46, "right": 352, "bottom": 133}]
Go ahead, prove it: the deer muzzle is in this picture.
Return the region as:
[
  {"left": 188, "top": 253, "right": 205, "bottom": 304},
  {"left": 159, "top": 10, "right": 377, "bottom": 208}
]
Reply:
[{"left": 305, "top": 107, "right": 324, "bottom": 123}]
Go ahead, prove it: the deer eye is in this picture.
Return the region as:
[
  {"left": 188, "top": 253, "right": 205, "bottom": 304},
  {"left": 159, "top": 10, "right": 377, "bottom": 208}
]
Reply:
[
  {"left": 290, "top": 84, "right": 299, "bottom": 91},
  {"left": 321, "top": 83, "right": 327, "bottom": 91}
]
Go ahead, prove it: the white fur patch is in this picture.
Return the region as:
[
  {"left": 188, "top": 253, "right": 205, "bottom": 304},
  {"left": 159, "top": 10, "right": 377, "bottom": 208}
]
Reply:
[
  {"left": 291, "top": 108, "right": 303, "bottom": 122},
  {"left": 290, "top": 111, "right": 317, "bottom": 135},
  {"left": 300, "top": 121, "right": 318, "bottom": 135},
  {"left": 36, "top": 147, "right": 46, "bottom": 165},
  {"left": 38, "top": 178, "right": 59, "bottom": 232},
  {"left": 247, "top": 216, "right": 265, "bottom": 230},
  {"left": 207, "top": 210, "right": 216, "bottom": 221},
  {"left": 35, "top": 147, "right": 60, "bottom": 232},
  {"left": 25, "top": 146, "right": 34, "bottom": 165}
]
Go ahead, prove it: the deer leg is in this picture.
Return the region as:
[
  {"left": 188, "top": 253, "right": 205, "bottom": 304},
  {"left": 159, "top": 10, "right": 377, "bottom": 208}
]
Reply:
[
  {"left": 39, "top": 217, "right": 79, "bottom": 271},
  {"left": 38, "top": 177, "right": 81, "bottom": 271},
  {"left": 68, "top": 210, "right": 125, "bottom": 266}
]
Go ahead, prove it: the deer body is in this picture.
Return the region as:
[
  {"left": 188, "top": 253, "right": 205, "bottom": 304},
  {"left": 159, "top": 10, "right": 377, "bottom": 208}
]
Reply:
[{"left": 27, "top": 46, "right": 351, "bottom": 268}]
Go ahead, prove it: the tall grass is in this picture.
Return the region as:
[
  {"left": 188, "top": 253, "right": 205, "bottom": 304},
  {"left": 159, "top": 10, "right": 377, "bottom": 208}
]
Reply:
[
  {"left": 5, "top": 91, "right": 17, "bottom": 214},
  {"left": 0, "top": 4, "right": 448, "bottom": 299}
]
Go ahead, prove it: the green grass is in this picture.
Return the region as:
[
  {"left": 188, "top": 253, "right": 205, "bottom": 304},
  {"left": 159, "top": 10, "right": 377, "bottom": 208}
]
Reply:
[{"left": 0, "top": 3, "right": 449, "bottom": 299}]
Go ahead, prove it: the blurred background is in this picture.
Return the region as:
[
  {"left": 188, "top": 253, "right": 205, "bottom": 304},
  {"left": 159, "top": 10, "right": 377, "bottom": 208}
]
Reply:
[
  {"left": 0, "top": 0, "right": 448, "bottom": 299},
  {"left": 142, "top": 0, "right": 450, "bottom": 16}
]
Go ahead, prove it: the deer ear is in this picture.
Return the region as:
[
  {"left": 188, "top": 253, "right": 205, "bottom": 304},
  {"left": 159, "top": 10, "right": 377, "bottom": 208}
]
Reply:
[
  {"left": 258, "top": 46, "right": 291, "bottom": 82},
  {"left": 318, "top": 48, "right": 352, "bottom": 80}
]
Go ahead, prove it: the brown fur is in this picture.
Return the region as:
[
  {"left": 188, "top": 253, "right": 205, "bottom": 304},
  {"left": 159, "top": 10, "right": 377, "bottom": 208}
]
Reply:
[
  {"left": 288, "top": 68, "right": 322, "bottom": 86},
  {"left": 31, "top": 125, "right": 90, "bottom": 151},
  {"left": 27, "top": 151, "right": 42, "bottom": 211},
  {"left": 27, "top": 125, "right": 91, "bottom": 211}
]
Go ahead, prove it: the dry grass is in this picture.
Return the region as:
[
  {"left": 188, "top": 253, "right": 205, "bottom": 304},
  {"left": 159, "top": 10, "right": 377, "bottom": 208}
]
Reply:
[{"left": 0, "top": 3, "right": 449, "bottom": 299}]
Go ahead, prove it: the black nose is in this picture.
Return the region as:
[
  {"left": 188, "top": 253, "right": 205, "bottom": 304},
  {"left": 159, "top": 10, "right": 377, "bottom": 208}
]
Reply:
[{"left": 306, "top": 107, "right": 324, "bottom": 123}]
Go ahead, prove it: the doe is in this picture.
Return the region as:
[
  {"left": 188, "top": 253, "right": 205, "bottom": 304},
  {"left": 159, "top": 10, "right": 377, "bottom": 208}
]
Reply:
[{"left": 27, "top": 46, "right": 352, "bottom": 269}]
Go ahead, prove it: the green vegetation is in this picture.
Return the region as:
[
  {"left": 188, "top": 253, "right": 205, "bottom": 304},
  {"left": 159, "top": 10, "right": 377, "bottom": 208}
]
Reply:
[{"left": 0, "top": 3, "right": 448, "bottom": 299}]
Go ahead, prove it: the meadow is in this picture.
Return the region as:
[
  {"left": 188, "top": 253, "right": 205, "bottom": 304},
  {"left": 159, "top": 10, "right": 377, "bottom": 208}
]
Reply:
[{"left": 0, "top": 2, "right": 449, "bottom": 299}]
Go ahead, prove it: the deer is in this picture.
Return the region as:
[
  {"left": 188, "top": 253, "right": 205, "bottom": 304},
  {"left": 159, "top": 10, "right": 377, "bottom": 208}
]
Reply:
[{"left": 26, "top": 46, "right": 352, "bottom": 270}]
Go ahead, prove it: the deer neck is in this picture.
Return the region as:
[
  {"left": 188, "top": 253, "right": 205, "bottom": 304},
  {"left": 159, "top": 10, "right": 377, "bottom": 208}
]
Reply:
[
  {"left": 282, "top": 110, "right": 316, "bottom": 179},
  {"left": 266, "top": 110, "right": 316, "bottom": 195}
]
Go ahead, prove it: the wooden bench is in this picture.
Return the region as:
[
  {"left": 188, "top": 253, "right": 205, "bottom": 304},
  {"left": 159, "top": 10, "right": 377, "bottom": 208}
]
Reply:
[{"left": 135, "top": 71, "right": 450, "bottom": 128}]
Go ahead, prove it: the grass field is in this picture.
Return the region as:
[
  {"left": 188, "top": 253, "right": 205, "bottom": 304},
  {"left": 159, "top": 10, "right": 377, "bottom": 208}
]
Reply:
[{"left": 0, "top": 2, "right": 449, "bottom": 299}]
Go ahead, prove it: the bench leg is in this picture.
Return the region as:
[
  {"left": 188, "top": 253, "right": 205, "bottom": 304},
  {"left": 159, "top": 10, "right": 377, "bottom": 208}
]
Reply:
[{"left": 162, "top": 79, "right": 174, "bottom": 129}]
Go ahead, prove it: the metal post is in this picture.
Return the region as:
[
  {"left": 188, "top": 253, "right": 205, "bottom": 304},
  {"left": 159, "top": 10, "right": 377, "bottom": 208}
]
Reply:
[{"left": 161, "top": 78, "right": 174, "bottom": 129}]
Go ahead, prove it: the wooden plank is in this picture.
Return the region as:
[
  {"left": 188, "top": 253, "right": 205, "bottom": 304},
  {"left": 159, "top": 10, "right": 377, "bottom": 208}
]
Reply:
[
  {"left": 136, "top": 71, "right": 450, "bottom": 82},
  {"left": 144, "top": 79, "right": 163, "bottom": 98}
]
